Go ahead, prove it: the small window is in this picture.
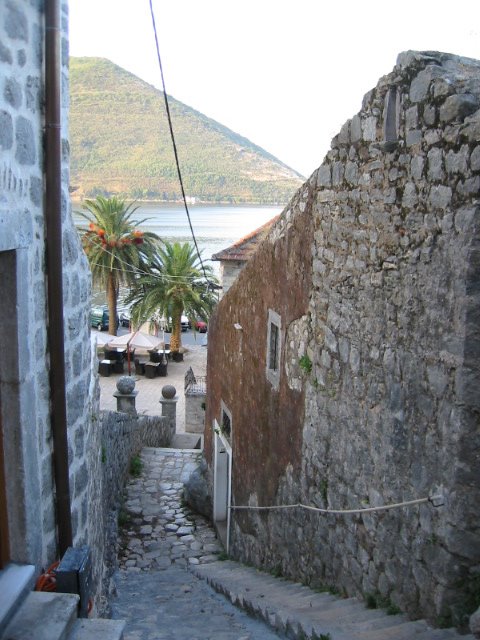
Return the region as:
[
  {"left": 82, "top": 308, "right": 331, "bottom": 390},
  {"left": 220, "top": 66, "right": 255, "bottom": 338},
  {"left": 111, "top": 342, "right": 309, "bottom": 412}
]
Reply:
[
  {"left": 269, "top": 323, "right": 279, "bottom": 371},
  {"left": 220, "top": 401, "right": 232, "bottom": 442},
  {"left": 266, "top": 309, "right": 281, "bottom": 389},
  {"left": 222, "top": 411, "right": 231, "bottom": 439},
  {"left": 383, "top": 86, "right": 399, "bottom": 149}
]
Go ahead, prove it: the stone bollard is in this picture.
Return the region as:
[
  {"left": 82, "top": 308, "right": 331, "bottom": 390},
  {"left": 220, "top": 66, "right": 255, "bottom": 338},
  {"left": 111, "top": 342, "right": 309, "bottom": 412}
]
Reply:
[
  {"left": 160, "top": 384, "right": 178, "bottom": 441},
  {"left": 113, "top": 376, "right": 138, "bottom": 415}
]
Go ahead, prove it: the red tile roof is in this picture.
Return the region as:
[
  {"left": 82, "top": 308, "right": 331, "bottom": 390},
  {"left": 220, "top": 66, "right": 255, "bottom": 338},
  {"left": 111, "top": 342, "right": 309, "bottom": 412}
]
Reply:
[{"left": 211, "top": 215, "right": 280, "bottom": 262}]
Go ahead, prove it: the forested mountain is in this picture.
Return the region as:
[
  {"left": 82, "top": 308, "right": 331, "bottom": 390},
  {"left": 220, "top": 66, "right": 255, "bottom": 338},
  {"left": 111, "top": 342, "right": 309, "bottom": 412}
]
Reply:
[{"left": 69, "top": 57, "right": 304, "bottom": 203}]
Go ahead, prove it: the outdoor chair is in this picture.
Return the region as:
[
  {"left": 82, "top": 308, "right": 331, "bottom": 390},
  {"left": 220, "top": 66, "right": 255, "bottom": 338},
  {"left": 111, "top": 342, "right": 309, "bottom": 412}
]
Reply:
[
  {"left": 112, "top": 360, "right": 125, "bottom": 374},
  {"left": 144, "top": 362, "right": 159, "bottom": 379},
  {"left": 134, "top": 358, "right": 145, "bottom": 376},
  {"left": 149, "top": 350, "right": 162, "bottom": 363},
  {"left": 98, "top": 360, "right": 112, "bottom": 376},
  {"left": 158, "top": 360, "right": 168, "bottom": 377}
]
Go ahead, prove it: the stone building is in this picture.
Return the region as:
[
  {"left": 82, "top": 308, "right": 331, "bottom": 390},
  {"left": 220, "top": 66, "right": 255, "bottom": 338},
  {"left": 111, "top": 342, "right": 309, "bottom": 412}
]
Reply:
[
  {"left": 212, "top": 216, "right": 279, "bottom": 298},
  {"left": 205, "top": 51, "right": 480, "bottom": 630},
  {"left": 0, "top": 0, "right": 112, "bottom": 619}
]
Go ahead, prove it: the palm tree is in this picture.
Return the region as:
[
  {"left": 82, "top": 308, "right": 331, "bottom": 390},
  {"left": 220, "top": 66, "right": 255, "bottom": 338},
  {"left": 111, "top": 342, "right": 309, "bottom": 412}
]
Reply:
[
  {"left": 128, "top": 241, "right": 217, "bottom": 353},
  {"left": 78, "top": 196, "right": 160, "bottom": 334}
]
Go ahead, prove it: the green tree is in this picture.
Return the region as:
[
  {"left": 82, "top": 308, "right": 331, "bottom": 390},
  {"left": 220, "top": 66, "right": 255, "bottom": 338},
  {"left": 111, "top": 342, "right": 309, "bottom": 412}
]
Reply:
[
  {"left": 128, "top": 241, "right": 217, "bottom": 352},
  {"left": 78, "top": 196, "right": 160, "bottom": 334}
]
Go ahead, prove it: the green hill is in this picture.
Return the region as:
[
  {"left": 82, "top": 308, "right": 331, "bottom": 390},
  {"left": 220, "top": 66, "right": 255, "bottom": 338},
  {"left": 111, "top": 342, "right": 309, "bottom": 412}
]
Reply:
[{"left": 69, "top": 57, "right": 304, "bottom": 204}]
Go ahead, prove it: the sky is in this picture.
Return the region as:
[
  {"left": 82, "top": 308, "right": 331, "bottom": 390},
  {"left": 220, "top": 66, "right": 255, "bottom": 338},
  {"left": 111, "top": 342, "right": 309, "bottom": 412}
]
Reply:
[{"left": 69, "top": 1, "right": 480, "bottom": 178}]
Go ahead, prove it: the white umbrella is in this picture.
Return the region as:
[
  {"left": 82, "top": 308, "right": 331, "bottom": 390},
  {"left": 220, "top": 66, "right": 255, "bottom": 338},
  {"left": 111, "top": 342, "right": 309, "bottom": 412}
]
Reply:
[
  {"left": 107, "top": 331, "right": 162, "bottom": 375},
  {"left": 107, "top": 331, "right": 162, "bottom": 350},
  {"left": 91, "top": 332, "right": 117, "bottom": 347}
]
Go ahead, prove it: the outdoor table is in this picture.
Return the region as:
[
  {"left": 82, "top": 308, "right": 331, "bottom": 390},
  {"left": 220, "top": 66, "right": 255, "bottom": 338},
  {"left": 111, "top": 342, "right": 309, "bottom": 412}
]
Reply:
[{"left": 104, "top": 347, "right": 126, "bottom": 362}]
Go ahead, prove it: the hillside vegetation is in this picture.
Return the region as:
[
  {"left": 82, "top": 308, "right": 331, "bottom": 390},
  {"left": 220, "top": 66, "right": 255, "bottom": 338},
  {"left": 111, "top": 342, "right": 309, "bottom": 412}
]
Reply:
[{"left": 69, "top": 57, "right": 304, "bottom": 204}]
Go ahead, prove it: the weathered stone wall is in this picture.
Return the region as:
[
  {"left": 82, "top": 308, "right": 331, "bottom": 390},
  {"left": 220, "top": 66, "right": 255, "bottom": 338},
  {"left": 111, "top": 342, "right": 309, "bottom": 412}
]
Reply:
[
  {"left": 205, "top": 183, "right": 315, "bottom": 507},
  {"left": 0, "top": 0, "right": 175, "bottom": 615},
  {"left": 208, "top": 51, "right": 480, "bottom": 628},
  {"left": 0, "top": 0, "right": 92, "bottom": 570},
  {"left": 85, "top": 401, "right": 172, "bottom": 613},
  {"left": 185, "top": 392, "right": 206, "bottom": 434}
]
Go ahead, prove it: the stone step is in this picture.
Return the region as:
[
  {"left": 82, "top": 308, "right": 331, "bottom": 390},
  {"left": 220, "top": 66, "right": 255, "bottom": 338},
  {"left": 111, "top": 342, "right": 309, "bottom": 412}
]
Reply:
[
  {"left": 1, "top": 590, "right": 126, "bottom": 640},
  {"left": 170, "top": 433, "right": 201, "bottom": 449},
  {"left": 0, "top": 564, "right": 35, "bottom": 636},
  {"left": 192, "top": 560, "right": 476, "bottom": 640},
  {"left": 2, "top": 591, "right": 79, "bottom": 640},
  {"left": 68, "top": 618, "right": 126, "bottom": 640}
]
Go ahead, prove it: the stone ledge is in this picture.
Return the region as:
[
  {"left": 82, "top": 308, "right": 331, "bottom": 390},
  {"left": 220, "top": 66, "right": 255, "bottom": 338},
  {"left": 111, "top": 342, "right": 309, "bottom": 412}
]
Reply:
[
  {"left": 0, "top": 564, "right": 35, "bottom": 636},
  {"left": 3, "top": 591, "right": 79, "bottom": 640}
]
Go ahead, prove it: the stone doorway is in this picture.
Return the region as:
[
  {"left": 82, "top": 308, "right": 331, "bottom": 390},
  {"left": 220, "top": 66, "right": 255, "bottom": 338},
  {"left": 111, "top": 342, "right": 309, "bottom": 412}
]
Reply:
[{"left": 212, "top": 421, "right": 232, "bottom": 551}]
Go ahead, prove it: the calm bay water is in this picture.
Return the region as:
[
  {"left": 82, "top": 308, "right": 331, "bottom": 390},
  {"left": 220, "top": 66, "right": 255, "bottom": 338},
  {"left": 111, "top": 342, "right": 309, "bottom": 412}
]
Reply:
[
  {"left": 72, "top": 202, "right": 282, "bottom": 272},
  {"left": 72, "top": 203, "right": 282, "bottom": 304}
]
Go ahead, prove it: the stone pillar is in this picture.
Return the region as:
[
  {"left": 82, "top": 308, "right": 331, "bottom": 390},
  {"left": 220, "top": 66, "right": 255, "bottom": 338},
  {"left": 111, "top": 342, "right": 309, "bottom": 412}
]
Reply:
[
  {"left": 160, "top": 385, "right": 178, "bottom": 439},
  {"left": 113, "top": 376, "right": 138, "bottom": 415}
]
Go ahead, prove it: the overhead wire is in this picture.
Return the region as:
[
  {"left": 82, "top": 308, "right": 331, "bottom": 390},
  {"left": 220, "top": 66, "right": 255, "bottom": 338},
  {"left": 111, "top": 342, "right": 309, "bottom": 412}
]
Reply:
[
  {"left": 86, "top": 240, "right": 209, "bottom": 282},
  {"left": 148, "top": 0, "right": 211, "bottom": 285},
  {"left": 89, "top": 262, "right": 202, "bottom": 284}
]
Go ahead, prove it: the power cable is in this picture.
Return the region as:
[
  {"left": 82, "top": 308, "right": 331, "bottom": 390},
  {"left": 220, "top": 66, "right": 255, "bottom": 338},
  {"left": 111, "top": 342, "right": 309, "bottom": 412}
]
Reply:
[
  {"left": 148, "top": 0, "right": 211, "bottom": 284},
  {"left": 90, "top": 261, "right": 202, "bottom": 284},
  {"left": 86, "top": 239, "right": 209, "bottom": 282}
]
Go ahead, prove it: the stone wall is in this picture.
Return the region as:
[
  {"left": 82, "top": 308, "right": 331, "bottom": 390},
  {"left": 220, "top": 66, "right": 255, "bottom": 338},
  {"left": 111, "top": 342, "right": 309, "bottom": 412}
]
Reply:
[
  {"left": 0, "top": 0, "right": 175, "bottom": 615},
  {"left": 207, "top": 51, "right": 480, "bottom": 628},
  {"left": 205, "top": 182, "right": 314, "bottom": 507},
  {"left": 185, "top": 393, "right": 206, "bottom": 434},
  {"left": 85, "top": 402, "right": 172, "bottom": 613},
  {"left": 0, "top": 0, "right": 93, "bottom": 570}
]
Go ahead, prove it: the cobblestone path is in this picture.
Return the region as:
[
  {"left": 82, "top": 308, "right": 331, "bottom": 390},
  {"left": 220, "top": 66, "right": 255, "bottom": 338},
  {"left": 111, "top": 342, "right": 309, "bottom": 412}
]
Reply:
[{"left": 111, "top": 448, "right": 281, "bottom": 639}]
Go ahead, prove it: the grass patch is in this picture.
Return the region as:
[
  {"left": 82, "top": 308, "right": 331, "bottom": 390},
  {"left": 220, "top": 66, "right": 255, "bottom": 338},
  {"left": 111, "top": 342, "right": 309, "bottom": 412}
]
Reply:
[
  {"left": 129, "top": 455, "right": 143, "bottom": 477},
  {"left": 118, "top": 508, "right": 130, "bottom": 527},
  {"left": 299, "top": 354, "right": 313, "bottom": 375}
]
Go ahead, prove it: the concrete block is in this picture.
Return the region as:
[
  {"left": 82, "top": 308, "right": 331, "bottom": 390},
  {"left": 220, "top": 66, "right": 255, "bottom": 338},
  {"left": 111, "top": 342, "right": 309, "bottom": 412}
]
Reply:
[
  {"left": 3, "top": 591, "right": 79, "bottom": 640},
  {"left": 0, "top": 564, "right": 35, "bottom": 636}
]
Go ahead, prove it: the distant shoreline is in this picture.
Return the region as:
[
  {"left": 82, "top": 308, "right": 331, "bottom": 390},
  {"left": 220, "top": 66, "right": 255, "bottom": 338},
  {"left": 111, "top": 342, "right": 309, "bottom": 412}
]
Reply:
[{"left": 70, "top": 198, "right": 289, "bottom": 207}]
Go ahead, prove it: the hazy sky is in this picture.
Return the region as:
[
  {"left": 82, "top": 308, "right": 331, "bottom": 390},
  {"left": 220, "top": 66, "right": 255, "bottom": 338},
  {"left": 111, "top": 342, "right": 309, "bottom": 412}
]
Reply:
[{"left": 69, "top": 1, "right": 480, "bottom": 177}]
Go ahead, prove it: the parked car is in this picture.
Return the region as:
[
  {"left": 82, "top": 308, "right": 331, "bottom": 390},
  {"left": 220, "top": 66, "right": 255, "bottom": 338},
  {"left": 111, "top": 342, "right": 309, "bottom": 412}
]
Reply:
[
  {"left": 181, "top": 315, "right": 190, "bottom": 332},
  {"left": 90, "top": 307, "right": 109, "bottom": 331},
  {"left": 90, "top": 307, "right": 119, "bottom": 331},
  {"left": 195, "top": 320, "right": 208, "bottom": 333},
  {"left": 119, "top": 307, "right": 131, "bottom": 327}
]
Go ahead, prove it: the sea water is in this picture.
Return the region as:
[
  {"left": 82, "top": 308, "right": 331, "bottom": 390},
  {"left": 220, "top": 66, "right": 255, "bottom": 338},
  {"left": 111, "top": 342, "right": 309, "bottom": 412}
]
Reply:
[{"left": 72, "top": 202, "right": 282, "bottom": 304}]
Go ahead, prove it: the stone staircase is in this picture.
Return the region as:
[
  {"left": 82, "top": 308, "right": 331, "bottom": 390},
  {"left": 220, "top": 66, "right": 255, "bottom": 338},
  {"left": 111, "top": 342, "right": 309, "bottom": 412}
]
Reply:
[
  {"left": 193, "top": 560, "right": 476, "bottom": 640},
  {"left": 0, "top": 564, "right": 125, "bottom": 640}
]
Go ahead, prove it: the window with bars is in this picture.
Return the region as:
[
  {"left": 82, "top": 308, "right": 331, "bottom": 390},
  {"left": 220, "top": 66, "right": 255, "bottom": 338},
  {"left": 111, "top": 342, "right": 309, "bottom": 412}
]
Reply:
[
  {"left": 221, "top": 411, "right": 231, "bottom": 439},
  {"left": 269, "top": 322, "right": 279, "bottom": 371},
  {"left": 266, "top": 309, "right": 281, "bottom": 389}
]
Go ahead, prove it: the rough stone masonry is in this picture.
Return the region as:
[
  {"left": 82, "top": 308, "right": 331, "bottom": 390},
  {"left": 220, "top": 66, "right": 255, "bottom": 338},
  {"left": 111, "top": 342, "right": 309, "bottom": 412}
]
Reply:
[{"left": 206, "top": 50, "right": 480, "bottom": 630}]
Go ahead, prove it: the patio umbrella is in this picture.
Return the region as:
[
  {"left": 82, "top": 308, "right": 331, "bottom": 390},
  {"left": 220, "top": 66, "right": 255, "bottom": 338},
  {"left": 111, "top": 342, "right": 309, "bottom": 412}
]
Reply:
[
  {"left": 107, "top": 331, "right": 162, "bottom": 375},
  {"left": 91, "top": 332, "right": 117, "bottom": 347}
]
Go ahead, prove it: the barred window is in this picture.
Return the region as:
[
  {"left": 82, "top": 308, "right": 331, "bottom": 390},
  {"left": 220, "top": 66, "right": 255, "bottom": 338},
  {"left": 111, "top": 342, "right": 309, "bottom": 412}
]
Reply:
[
  {"left": 266, "top": 309, "right": 281, "bottom": 389},
  {"left": 269, "top": 322, "right": 279, "bottom": 371}
]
